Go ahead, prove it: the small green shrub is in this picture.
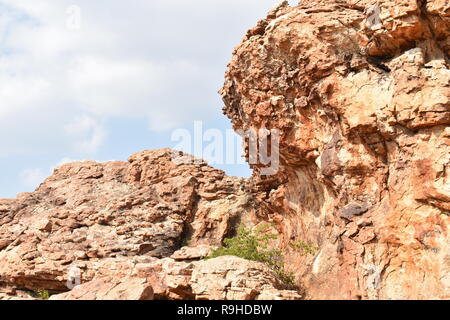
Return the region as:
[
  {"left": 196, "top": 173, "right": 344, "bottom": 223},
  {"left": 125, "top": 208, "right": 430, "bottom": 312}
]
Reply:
[
  {"left": 209, "top": 224, "right": 295, "bottom": 288},
  {"left": 32, "top": 289, "right": 50, "bottom": 300},
  {"left": 289, "top": 240, "right": 320, "bottom": 256}
]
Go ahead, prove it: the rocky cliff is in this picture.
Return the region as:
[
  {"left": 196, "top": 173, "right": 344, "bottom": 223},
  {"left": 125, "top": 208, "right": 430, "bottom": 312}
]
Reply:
[
  {"left": 0, "top": 0, "right": 449, "bottom": 300},
  {"left": 221, "top": 0, "right": 449, "bottom": 299}
]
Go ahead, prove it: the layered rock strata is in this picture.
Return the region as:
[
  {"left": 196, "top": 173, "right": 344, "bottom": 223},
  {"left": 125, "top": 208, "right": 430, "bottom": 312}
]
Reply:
[{"left": 221, "top": 0, "right": 449, "bottom": 299}]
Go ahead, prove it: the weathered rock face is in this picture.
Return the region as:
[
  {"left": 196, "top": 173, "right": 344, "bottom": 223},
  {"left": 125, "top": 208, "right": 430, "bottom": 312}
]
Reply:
[
  {"left": 0, "top": 149, "right": 256, "bottom": 297},
  {"left": 221, "top": 1, "right": 449, "bottom": 299},
  {"left": 1, "top": 0, "right": 448, "bottom": 301},
  {"left": 135, "top": 255, "right": 301, "bottom": 300}
]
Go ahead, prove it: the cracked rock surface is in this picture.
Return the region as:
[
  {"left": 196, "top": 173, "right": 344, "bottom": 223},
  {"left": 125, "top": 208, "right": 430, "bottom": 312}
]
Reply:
[
  {"left": 0, "top": 149, "right": 259, "bottom": 298},
  {"left": 221, "top": 0, "right": 449, "bottom": 299},
  {"left": 0, "top": 149, "right": 300, "bottom": 300}
]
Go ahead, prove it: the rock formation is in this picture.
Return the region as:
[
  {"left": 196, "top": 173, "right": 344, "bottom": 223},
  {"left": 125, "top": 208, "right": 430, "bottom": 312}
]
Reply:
[
  {"left": 221, "top": 0, "right": 449, "bottom": 299},
  {"left": 46, "top": 256, "right": 300, "bottom": 300}
]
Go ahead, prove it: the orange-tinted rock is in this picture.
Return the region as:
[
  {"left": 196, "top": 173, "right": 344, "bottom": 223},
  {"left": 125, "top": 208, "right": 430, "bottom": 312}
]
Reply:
[
  {"left": 0, "top": 149, "right": 252, "bottom": 295},
  {"left": 49, "top": 277, "right": 154, "bottom": 300},
  {"left": 135, "top": 256, "right": 301, "bottom": 300}
]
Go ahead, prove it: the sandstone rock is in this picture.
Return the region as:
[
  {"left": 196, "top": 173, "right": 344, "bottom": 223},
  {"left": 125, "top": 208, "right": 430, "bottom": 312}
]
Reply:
[
  {"left": 0, "top": 295, "right": 37, "bottom": 301},
  {"left": 221, "top": 0, "right": 449, "bottom": 300},
  {"left": 256, "top": 289, "right": 303, "bottom": 301},
  {"left": 0, "top": 287, "right": 37, "bottom": 300},
  {"left": 0, "top": 149, "right": 295, "bottom": 301},
  {"left": 1, "top": 0, "right": 448, "bottom": 301},
  {"left": 340, "top": 202, "right": 371, "bottom": 220}
]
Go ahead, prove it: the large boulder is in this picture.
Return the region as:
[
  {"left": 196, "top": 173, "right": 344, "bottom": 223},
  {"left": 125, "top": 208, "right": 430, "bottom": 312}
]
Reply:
[
  {"left": 0, "top": 149, "right": 253, "bottom": 295},
  {"left": 49, "top": 277, "right": 154, "bottom": 300}
]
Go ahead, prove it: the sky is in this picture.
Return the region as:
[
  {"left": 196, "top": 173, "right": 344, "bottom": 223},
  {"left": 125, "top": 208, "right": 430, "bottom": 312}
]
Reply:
[{"left": 0, "top": 0, "right": 297, "bottom": 198}]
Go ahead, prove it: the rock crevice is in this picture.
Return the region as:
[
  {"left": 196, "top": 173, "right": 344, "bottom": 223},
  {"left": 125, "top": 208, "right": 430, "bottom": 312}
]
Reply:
[{"left": 1, "top": 0, "right": 449, "bottom": 300}]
